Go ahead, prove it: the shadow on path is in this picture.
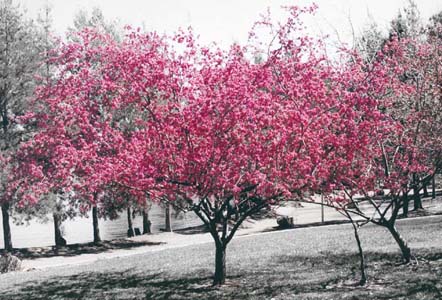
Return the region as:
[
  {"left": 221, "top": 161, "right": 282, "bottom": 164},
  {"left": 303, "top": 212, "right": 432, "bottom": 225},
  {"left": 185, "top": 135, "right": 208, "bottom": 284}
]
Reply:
[{"left": 2, "top": 239, "right": 163, "bottom": 260}]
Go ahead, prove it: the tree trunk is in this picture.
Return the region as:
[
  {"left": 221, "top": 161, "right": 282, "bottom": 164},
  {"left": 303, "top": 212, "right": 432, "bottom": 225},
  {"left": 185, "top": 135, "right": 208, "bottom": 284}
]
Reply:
[
  {"left": 92, "top": 206, "right": 101, "bottom": 244},
  {"left": 165, "top": 203, "right": 172, "bottom": 232},
  {"left": 402, "top": 193, "right": 409, "bottom": 218},
  {"left": 413, "top": 174, "right": 423, "bottom": 210},
  {"left": 432, "top": 176, "right": 436, "bottom": 199},
  {"left": 386, "top": 224, "right": 412, "bottom": 263},
  {"left": 127, "top": 206, "right": 134, "bottom": 237},
  {"left": 351, "top": 221, "right": 367, "bottom": 286},
  {"left": 142, "top": 208, "right": 151, "bottom": 234},
  {"left": 423, "top": 184, "right": 429, "bottom": 198},
  {"left": 190, "top": 200, "right": 266, "bottom": 287},
  {"left": 1, "top": 203, "right": 13, "bottom": 252},
  {"left": 53, "top": 213, "right": 66, "bottom": 248},
  {"left": 213, "top": 243, "right": 226, "bottom": 286},
  {"left": 413, "top": 187, "right": 423, "bottom": 210}
]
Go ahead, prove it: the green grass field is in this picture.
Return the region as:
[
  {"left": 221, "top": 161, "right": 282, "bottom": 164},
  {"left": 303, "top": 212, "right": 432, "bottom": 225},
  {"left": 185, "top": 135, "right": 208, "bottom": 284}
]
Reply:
[{"left": 0, "top": 215, "right": 441, "bottom": 299}]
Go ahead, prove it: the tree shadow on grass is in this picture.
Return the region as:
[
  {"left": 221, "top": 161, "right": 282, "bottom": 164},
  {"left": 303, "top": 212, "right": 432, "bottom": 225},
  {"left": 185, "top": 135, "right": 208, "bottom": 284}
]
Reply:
[
  {"left": 222, "top": 249, "right": 442, "bottom": 299},
  {"left": 1, "top": 249, "right": 442, "bottom": 300},
  {"left": 3, "top": 239, "right": 163, "bottom": 260},
  {"left": 0, "top": 270, "right": 225, "bottom": 300},
  {"left": 264, "top": 249, "right": 442, "bottom": 300}
]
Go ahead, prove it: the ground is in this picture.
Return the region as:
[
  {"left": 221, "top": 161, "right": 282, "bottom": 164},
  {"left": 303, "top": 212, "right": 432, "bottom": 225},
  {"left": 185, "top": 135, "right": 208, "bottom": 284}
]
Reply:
[
  {"left": 7, "top": 196, "right": 442, "bottom": 270},
  {"left": 0, "top": 215, "right": 441, "bottom": 299}
]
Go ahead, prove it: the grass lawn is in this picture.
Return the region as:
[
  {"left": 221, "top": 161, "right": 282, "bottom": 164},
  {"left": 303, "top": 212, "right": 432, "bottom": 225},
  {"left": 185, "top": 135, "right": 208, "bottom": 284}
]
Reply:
[{"left": 0, "top": 215, "right": 441, "bottom": 299}]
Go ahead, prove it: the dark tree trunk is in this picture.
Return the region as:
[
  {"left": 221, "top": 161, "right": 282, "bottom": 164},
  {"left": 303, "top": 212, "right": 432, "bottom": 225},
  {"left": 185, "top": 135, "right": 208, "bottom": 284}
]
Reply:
[
  {"left": 351, "top": 221, "right": 367, "bottom": 286},
  {"left": 213, "top": 243, "right": 226, "bottom": 286},
  {"left": 402, "top": 193, "right": 409, "bottom": 218},
  {"left": 413, "top": 188, "right": 423, "bottom": 210},
  {"left": 413, "top": 174, "right": 423, "bottom": 210},
  {"left": 92, "top": 206, "right": 101, "bottom": 244},
  {"left": 127, "top": 206, "right": 134, "bottom": 237},
  {"left": 191, "top": 198, "right": 266, "bottom": 287},
  {"left": 387, "top": 224, "right": 412, "bottom": 263},
  {"left": 432, "top": 176, "right": 436, "bottom": 199},
  {"left": 165, "top": 203, "right": 172, "bottom": 232},
  {"left": 53, "top": 213, "right": 66, "bottom": 248},
  {"left": 1, "top": 203, "right": 13, "bottom": 252},
  {"left": 423, "top": 184, "right": 429, "bottom": 198},
  {"left": 142, "top": 208, "right": 151, "bottom": 234}
]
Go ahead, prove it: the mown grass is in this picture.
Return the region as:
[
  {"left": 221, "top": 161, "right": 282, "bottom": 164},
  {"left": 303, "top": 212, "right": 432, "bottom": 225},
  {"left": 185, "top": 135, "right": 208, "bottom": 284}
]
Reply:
[{"left": 0, "top": 216, "right": 441, "bottom": 299}]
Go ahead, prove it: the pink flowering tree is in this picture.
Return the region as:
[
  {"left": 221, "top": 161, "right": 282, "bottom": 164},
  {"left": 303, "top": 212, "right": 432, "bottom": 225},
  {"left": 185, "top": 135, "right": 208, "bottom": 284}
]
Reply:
[
  {"left": 392, "top": 30, "right": 442, "bottom": 212},
  {"left": 114, "top": 6, "right": 394, "bottom": 285},
  {"left": 14, "top": 5, "right": 432, "bottom": 287},
  {"left": 306, "top": 30, "right": 442, "bottom": 286},
  {"left": 248, "top": 9, "right": 413, "bottom": 285},
  {"left": 11, "top": 28, "right": 130, "bottom": 245}
]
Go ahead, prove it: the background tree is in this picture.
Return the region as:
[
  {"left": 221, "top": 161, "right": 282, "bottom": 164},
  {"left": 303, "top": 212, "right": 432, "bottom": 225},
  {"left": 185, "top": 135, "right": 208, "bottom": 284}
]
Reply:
[
  {"left": 389, "top": 0, "right": 422, "bottom": 40},
  {"left": 11, "top": 28, "right": 126, "bottom": 247},
  {"left": 0, "top": 0, "right": 45, "bottom": 251},
  {"left": 68, "top": 7, "right": 124, "bottom": 243},
  {"left": 69, "top": 7, "right": 122, "bottom": 41},
  {"left": 16, "top": 4, "right": 73, "bottom": 249},
  {"left": 68, "top": 7, "right": 157, "bottom": 241},
  {"left": 318, "top": 20, "right": 442, "bottom": 278},
  {"left": 355, "top": 0, "right": 440, "bottom": 217}
]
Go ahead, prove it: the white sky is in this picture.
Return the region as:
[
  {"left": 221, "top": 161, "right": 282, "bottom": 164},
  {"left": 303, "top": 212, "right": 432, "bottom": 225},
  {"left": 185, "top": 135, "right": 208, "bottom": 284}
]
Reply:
[{"left": 17, "top": 0, "right": 442, "bottom": 47}]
